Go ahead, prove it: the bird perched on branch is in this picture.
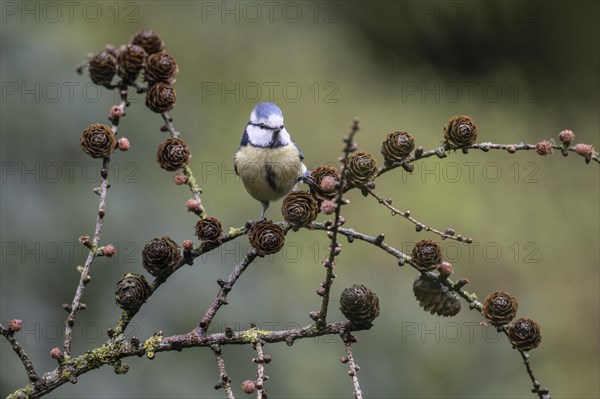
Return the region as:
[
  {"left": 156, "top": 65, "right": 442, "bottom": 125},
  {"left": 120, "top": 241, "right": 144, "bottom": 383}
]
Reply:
[{"left": 234, "top": 102, "right": 308, "bottom": 220}]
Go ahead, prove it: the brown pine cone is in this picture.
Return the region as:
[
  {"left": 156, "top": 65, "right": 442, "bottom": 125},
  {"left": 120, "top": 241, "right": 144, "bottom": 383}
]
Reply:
[
  {"left": 195, "top": 217, "right": 223, "bottom": 243},
  {"left": 413, "top": 276, "right": 461, "bottom": 317},
  {"left": 116, "top": 44, "right": 147, "bottom": 83},
  {"left": 88, "top": 51, "right": 116, "bottom": 87},
  {"left": 346, "top": 152, "right": 377, "bottom": 186},
  {"left": 248, "top": 220, "right": 285, "bottom": 256},
  {"left": 115, "top": 273, "right": 151, "bottom": 311},
  {"left": 443, "top": 115, "right": 478, "bottom": 149},
  {"left": 482, "top": 291, "right": 518, "bottom": 326},
  {"left": 381, "top": 131, "right": 415, "bottom": 163},
  {"left": 507, "top": 318, "right": 542, "bottom": 351},
  {"left": 146, "top": 83, "right": 176, "bottom": 113},
  {"left": 144, "top": 52, "right": 179, "bottom": 84},
  {"left": 130, "top": 29, "right": 164, "bottom": 55},
  {"left": 157, "top": 138, "right": 191, "bottom": 171},
  {"left": 80, "top": 123, "right": 116, "bottom": 159},
  {"left": 340, "top": 284, "right": 380, "bottom": 326},
  {"left": 309, "top": 166, "right": 340, "bottom": 202},
  {"left": 281, "top": 191, "right": 318, "bottom": 229},
  {"left": 142, "top": 237, "right": 181, "bottom": 278},
  {"left": 411, "top": 239, "right": 443, "bottom": 271}
]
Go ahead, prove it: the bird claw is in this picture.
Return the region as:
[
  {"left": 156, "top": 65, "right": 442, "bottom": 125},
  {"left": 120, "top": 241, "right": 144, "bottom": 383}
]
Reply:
[{"left": 299, "top": 174, "right": 316, "bottom": 190}]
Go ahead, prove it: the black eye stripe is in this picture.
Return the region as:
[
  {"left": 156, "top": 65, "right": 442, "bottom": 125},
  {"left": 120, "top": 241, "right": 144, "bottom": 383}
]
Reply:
[{"left": 249, "top": 123, "right": 284, "bottom": 131}]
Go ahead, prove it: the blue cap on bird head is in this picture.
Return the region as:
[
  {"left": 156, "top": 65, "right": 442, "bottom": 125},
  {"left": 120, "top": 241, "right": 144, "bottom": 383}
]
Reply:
[{"left": 252, "top": 102, "right": 283, "bottom": 120}]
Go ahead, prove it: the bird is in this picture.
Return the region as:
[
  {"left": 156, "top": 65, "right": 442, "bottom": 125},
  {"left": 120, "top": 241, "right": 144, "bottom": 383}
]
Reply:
[{"left": 234, "top": 102, "right": 308, "bottom": 220}]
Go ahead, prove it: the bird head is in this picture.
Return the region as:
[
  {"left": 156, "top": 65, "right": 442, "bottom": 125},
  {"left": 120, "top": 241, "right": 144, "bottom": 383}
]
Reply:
[{"left": 246, "top": 102, "right": 290, "bottom": 147}]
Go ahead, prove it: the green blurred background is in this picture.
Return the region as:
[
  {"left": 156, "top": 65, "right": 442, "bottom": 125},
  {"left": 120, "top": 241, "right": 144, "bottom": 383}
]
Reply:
[{"left": 1, "top": 1, "right": 598, "bottom": 398}]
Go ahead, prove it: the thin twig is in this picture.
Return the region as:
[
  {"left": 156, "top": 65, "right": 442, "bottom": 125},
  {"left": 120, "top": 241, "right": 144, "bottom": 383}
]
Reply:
[
  {"left": 367, "top": 189, "right": 473, "bottom": 243},
  {"left": 310, "top": 222, "right": 481, "bottom": 309},
  {"left": 317, "top": 118, "right": 360, "bottom": 329},
  {"left": 500, "top": 326, "right": 551, "bottom": 399},
  {"left": 469, "top": 141, "right": 598, "bottom": 164},
  {"left": 183, "top": 164, "right": 204, "bottom": 205},
  {"left": 378, "top": 141, "right": 599, "bottom": 178},
  {"left": 212, "top": 345, "right": 235, "bottom": 399},
  {"left": 63, "top": 86, "right": 129, "bottom": 356},
  {"left": 161, "top": 112, "right": 180, "bottom": 139},
  {"left": 1, "top": 323, "right": 39, "bottom": 383},
  {"left": 312, "top": 222, "right": 408, "bottom": 262},
  {"left": 253, "top": 339, "right": 267, "bottom": 399},
  {"left": 342, "top": 338, "right": 363, "bottom": 399},
  {"left": 518, "top": 350, "right": 551, "bottom": 399},
  {"left": 197, "top": 249, "right": 259, "bottom": 333}
]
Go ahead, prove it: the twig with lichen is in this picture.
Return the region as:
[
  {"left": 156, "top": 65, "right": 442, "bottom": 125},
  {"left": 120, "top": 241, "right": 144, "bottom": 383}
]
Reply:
[
  {"left": 156, "top": 110, "right": 205, "bottom": 208},
  {"left": 6, "top": 321, "right": 360, "bottom": 399}
]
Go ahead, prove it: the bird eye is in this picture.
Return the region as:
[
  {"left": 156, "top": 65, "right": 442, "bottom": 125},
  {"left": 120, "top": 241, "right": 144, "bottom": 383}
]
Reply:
[{"left": 260, "top": 123, "right": 266, "bottom": 129}]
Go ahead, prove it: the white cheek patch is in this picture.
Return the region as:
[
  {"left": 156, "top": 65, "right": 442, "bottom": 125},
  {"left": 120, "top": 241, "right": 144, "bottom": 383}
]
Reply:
[
  {"left": 278, "top": 128, "right": 291, "bottom": 145},
  {"left": 246, "top": 125, "right": 272, "bottom": 147}
]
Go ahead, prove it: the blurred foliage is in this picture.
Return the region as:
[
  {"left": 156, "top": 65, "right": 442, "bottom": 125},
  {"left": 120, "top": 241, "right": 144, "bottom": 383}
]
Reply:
[{"left": 1, "top": 1, "right": 598, "bottom": 398}]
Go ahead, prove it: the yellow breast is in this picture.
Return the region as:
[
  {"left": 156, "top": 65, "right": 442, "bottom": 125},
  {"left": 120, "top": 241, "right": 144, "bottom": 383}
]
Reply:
[{"left": 235, "top": 145, "right": 305, "bottom": 202}]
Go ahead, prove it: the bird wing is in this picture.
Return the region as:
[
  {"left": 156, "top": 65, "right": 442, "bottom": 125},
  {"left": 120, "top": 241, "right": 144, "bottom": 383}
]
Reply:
[
  {"left": 239, "top": 129, "right": 250, "bottom": 146},
  {"left": 293, "top": 141, "right": 304, "bottom": 161},
  {"left": 234, "top": 129, "right": 251, "bottom": 175}
]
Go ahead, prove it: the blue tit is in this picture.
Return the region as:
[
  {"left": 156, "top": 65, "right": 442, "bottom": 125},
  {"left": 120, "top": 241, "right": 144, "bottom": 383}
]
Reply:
[{"left": 234, "top": 102, "right": 308, "bottom": 220}]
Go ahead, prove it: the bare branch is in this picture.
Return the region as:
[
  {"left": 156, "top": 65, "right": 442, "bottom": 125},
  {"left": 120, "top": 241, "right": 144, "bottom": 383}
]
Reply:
[
  {"left": 198, "top": 249, "right": 259, "bottom": 333},
  {"left": 367, "top": 189, "right": 473, "bottom": 243},
  {"left": 160, "top": 111, "right": 180, "bottom": 139},
  {"left": 317, "top": 118, "right": 360, "bottom": 329},
  {"left": 63, "top": 83, "right": 129, "bottom": 356},
  {"left": 310, "top": 222, "right": 481, "bottom": 309},
  {"left": 341, "top": 337, "right": 363, "bottom": 399},
  {"left": 500, "top": 327, "right": 551, "bottom": 399},
  {"left": 1, "top": 323, "right": 39, "bottom": 384},
  {"left": 252, "top": 339, "right": 267, "bottom": 399},
  {"left": 378, "top": 141, "right": 599, "bottom": 179},
  {"left": 212, "top": 345, "right": 235, "bottom": 399}
]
